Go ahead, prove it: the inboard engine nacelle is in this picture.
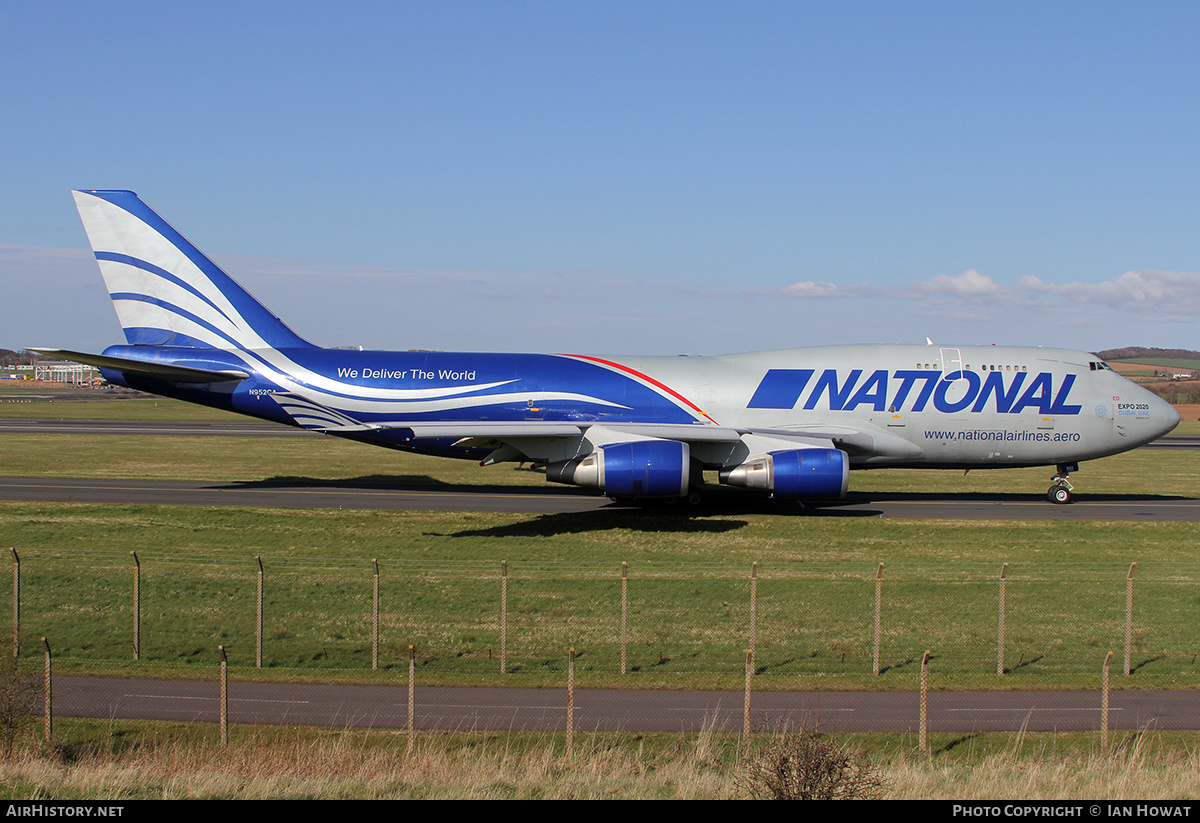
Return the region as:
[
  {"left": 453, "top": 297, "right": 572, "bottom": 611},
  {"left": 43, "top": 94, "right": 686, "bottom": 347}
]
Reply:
[
  {"left": 718, "top": 448, "right": 849, "bottom": 499},
  {"left": 547, "top": 440, "right": 692, "bottom": 498}
]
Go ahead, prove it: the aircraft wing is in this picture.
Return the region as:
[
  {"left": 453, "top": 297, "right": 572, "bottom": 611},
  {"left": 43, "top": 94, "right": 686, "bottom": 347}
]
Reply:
[
  {"left": 742, "top": 425, "right": 877, "bottom": 454},
  {"left": 404, "top": 421, "right": 745, "bottom": 443},
  {"left": 402, "top": 421, "right": 590, "bottom": 439},
  {"left": 264, "top": 393, "right": 919, "bottom": 460},
  {"left": 29, "top": 348, "right": 250, "bottom": 383},
  {"left": 393, "top": 419, "right": 921, "bottom": 467}
]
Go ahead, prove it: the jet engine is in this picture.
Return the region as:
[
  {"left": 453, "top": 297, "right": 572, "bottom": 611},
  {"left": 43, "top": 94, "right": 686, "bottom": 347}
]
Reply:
[
  {"left": 718, "top": 448, "right": 848, "bottom": 498},
  {"left": 546, "top": 440, "right": 691, "bottom": 498}
]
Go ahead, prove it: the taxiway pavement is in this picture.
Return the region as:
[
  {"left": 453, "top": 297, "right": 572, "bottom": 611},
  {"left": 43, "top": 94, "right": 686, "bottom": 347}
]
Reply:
[
  {"left": 49, "top": 675, "right": 1200, "bottom": 733},
  {"left": 2, "top": 418, "right": 1196, "bottom": 519},
  {"left": 1, "top": 476, "right": 1197, "bottom": 520}
]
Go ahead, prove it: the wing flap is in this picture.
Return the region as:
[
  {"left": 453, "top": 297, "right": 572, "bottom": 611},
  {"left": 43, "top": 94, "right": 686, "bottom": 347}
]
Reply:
[
  {"left": 744, "top": 424, "right": 923, "bottom": 458},
  {"left": 404, "top": 422, "right": 585, "bottom": 439}
]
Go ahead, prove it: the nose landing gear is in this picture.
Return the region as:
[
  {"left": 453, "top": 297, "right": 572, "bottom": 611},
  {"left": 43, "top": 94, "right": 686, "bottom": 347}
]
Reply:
[{"left": 1047, "top": 462, "right": 1078, "bottom": 504}]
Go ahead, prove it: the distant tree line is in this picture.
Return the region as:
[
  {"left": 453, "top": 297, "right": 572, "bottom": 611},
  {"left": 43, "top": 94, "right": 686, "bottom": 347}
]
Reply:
[
  {"left": 1096, "top": 346, "right": 1200, "bottom": 362},
  {"left": 0, "top": 349, "right": 36, "bottom": 368}
]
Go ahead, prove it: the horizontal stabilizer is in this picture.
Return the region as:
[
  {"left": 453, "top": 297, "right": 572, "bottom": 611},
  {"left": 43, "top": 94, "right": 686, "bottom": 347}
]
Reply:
[{"left": 29, "top": 348, "right": 249, "bottom": 383}]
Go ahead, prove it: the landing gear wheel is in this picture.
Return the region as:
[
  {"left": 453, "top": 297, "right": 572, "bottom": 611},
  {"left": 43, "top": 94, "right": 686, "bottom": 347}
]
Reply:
[
  {"left": 687, "top": 490, "right": 703, "bottom": 506},
  {"left": 1047, "top": 483, "right": 1072, "bottom": 505},
  {"left": 1047, "top": 463, "right": 1076, "bottom": 504}
]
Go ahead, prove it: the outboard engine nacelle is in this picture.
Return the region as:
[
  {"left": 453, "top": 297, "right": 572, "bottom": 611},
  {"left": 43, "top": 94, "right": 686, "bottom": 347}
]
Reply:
[
  {"left": 547, "top": 440, "right": 691, "bottom": 498},
  {"left": 719, "top": 448, "right": 848, "bottom": 499}
]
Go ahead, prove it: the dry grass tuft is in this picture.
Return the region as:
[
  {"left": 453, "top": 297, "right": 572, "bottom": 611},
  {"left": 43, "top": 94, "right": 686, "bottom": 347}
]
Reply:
[{"left": 2, "top": 726, "right": 1200, "bottom": 799}]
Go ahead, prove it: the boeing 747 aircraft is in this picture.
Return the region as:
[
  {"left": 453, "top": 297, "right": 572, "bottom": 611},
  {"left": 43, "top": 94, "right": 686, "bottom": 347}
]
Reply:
[{"left": 38, "top": 190, "right": 1181, "bottom": 506}]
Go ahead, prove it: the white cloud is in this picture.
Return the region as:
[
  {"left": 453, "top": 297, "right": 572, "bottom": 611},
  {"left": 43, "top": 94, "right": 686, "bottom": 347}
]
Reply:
[
  {"left": 914, "top": 269, "right": 1004, "bottom": 299},
  {"left": 774, "top": 280, "right": 860, "bottom": 298},
  {"left": 761, "top": 269, "right": 1005, "bottom": 302},
  {"left": 1018, "top": 270, "right": 1200, "bottom": 312}
]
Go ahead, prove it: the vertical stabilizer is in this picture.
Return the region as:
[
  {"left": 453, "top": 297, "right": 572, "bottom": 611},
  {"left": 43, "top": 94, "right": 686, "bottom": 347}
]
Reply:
[{"left": 73, "top": 190, "right": 314, "bottom": 350}]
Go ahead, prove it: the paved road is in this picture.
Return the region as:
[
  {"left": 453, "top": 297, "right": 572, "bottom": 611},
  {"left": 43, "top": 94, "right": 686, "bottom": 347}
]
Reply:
[{"left": 48, "top": 675, "right": 1200, "bottom": 733}]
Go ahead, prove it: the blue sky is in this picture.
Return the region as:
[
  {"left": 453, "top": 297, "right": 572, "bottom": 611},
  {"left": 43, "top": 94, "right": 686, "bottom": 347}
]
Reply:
[{"left": 3, "top": 2, "right": 1199, "bottom": 355}]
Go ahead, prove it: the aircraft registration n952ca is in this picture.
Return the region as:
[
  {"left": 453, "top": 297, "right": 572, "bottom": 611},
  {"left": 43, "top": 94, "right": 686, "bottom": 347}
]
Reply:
[{"left": 38, "top": 190, "right": 1181, "bottom": 506}]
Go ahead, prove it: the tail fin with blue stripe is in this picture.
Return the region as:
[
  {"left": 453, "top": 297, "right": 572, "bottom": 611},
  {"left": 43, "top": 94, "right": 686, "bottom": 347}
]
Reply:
[{"left": 73, "top": 190, "right": 314, "bottom": 350}]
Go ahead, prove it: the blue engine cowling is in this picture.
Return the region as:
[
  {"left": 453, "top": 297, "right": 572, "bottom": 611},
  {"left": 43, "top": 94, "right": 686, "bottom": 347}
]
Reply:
[
  {"left": 546, "top": 439, "right": 691, "bottom": 498},
  {"left": 718, "top": 448, "right": 848, "bottom": 498}
]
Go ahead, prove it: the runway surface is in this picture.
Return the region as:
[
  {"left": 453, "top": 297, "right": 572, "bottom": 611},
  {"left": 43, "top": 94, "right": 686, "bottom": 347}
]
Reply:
[
  {"left": 48, "top": 675, "right": 1200, "bottom": 733},
  {"left": 1, "top": 476, "right": 1197, "bottom": 519},
  {"left": 2, "top": 418, "right": 1197, "bottom": 519}
]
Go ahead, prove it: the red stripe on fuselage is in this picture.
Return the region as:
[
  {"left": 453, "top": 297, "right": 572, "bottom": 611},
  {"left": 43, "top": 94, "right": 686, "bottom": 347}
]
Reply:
[{"left": 558, "top": 353, "right": 718, "bottom": 424}]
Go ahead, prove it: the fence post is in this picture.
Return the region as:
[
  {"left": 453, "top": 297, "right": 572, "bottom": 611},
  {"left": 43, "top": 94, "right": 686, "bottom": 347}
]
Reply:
[
  {"left": 997, "top": 562, "right": 1008, "bottom": 675},
  {"left": 749, "top": 562, "right": 758, "bottom": 670},
  {"left": 873, "top": 563, "right": 884, "bottom": 676},
  {"left": 10, "top": 549, "right": 18, "bottom": 659},
  {"left": 620, "top": 562, "right": 628, "bottom": 675},
  {"left": 920, "top": 650, "right": 931, "bottom": 756},
  {"left": 219, "top": 645, "right": 229, "bottom": 746},
  {"left": 1102, "top": 650, "right": 1113, "bottom": 750},
  {"left": 131, "top": 552, "right": 140, "bottom": 661},
  {"left": 1124, "top": 562, "right": 1136, "bottom": 676},
  {"left": 372, "top": 559, "right": 380, "bottom": 671},
  {"left": 500, "top": 560, "right": 508, "bottom": 674},
  {"left": 567, "top": 647, "right": 575, "bottom": 755},
  {"left": 41, "top": 638, "right": 50, "bottom": 743},
  {"left": 255, "top": 556, "right": 263, "bottom": 669},
  {"left": 742, "top": 648, "right": 753, "bottom": 760},
  {"left": 407, "top": 644, "right": 415, "bottom": 755}
]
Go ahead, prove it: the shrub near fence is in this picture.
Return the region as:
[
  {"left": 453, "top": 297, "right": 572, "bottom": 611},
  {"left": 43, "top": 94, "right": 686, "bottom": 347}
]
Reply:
[{"left": 6, "top": 548, "right": 1200, "bottom": 685}]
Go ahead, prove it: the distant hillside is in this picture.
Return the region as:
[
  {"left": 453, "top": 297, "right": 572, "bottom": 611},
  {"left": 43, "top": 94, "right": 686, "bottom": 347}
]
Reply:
[
  {"left": 1096, "top": 348, "right": 1200, "bottom": 407},
  {"left": 1097, "top": 347, "right": 1200, "bottom": 362}
]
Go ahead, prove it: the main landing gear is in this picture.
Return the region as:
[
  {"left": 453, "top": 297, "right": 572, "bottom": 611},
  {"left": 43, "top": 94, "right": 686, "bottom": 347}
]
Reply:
[{"left": 1047, "top": 462, "right": 1078, "bottom": 504}]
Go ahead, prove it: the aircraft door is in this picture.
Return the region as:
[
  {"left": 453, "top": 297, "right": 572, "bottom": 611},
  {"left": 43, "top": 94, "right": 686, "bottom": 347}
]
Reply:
[{"left": 939, "top": 348, "right": 964, "bottom": 379}]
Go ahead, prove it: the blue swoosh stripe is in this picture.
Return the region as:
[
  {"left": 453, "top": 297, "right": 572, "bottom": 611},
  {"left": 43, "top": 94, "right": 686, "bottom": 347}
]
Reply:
[
  {"left": 86, "top": 190, "right": 314, "bottom": 349},
  {"left": 96, "top": 251, "right": 237, "bottom": 327},
  {"left": 110, "top": 293, "right": 245, "bottom": 349}
]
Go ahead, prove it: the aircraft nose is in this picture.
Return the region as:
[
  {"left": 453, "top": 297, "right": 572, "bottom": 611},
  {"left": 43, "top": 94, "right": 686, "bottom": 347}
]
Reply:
[
  {"left": 1132, "top": 388, "right": 1180, "bottom": 443},
  {"left": 1146, "top": 391, "right": 1181, "bottom": 439}
]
